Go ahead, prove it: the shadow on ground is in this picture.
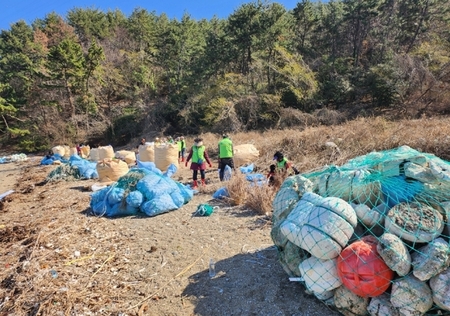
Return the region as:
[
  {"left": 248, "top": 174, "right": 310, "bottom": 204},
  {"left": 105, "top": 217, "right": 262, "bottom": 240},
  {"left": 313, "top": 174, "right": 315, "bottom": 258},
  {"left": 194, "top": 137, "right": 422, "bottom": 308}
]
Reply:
[{"left": 182, "top": 247, "right": 340, "bottom": 316}]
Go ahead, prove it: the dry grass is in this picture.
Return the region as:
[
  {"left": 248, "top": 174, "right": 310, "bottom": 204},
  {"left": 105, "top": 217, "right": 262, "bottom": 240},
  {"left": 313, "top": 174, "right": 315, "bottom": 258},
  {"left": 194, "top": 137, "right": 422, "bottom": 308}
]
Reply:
[
  {"left": 225, "top": 166, "right": 288, "bottom": 215},
  {"left": 244, "top": 184, "right": 277, "bottom": 216},
  {"left": 224, "top": 172, "right": 248, "bottom": 206},
  {"left": 190, "top": 116, "right": 450, "bottom": 173}
]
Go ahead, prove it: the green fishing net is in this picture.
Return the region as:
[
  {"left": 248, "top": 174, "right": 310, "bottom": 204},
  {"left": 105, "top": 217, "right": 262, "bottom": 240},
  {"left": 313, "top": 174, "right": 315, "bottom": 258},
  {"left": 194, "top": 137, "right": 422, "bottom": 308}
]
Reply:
[
  {"left": 46, "top": 164, "right": 83, "bottom": 182},
  {"left": 271, "top": 145, "right": 450, "bottom": 315}
]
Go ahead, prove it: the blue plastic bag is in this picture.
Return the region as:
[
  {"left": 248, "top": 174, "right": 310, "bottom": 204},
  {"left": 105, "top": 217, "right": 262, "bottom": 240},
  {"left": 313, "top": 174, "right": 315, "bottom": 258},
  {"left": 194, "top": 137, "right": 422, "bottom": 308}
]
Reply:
[
  {"left": 163, "top": 163, "right": 178, "bottom": 178},
  {"left": 213, "top": 187, "right": 229, "bottom": 199},
  {"left": 246, "top": 173, "right": 265, "bottom": 182},
  {"left": 176, "top": 182, "right": 194, "bottom": 202},
  {"left": 381, "top": 176, "right": 423, "bottom": 208},
  {"left": 218, "top": 165, "right": 233, "bottom": 180},
  {"left": 170, "top": 191, "right": 185, "bottom": 208},
  {"left": 137, "top": 160, "right": 163, "bottom": 175},
  {"left": 224, "top": 165, "right": 232, "bottom": 180},
  {"left": 70, "top": 157, "right": 98, "bottom": 179},
  {"left": 40, "top": 157, "right": 55, "bottom": 165},
  {"left": 240, "top": 164, "right": 254, "bottom": 174}
]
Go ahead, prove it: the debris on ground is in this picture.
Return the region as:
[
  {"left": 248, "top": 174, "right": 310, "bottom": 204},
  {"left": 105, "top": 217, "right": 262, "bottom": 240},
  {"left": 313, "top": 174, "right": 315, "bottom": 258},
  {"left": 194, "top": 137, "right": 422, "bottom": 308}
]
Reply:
[{"left": 272, "top": 145, "right": 450, "bottom": 315}]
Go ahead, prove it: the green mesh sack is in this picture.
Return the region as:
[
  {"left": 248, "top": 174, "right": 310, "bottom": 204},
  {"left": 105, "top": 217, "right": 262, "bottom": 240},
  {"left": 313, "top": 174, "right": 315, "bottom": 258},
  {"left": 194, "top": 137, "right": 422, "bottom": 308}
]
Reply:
[
  {"left": 115, "top": 168, "right": 151, "bottom": 191},
  {"left": 46, "top": 164, "right": 82, "bottom": 182},
  {"left": 271, "top": 146, "right": 450, "bottom": 315}
]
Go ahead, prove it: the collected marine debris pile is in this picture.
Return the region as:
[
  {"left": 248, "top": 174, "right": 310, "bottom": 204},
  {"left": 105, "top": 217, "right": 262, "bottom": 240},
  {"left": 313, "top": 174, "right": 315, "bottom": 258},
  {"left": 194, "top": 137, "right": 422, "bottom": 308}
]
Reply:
[
  {"left": 0, "top": 153, "right": 27, "bottom": 164},
  {"left": 271, "top": 146, "right": 450, "bottom": 315},
  {"left": 90, "top": 167, "right": 193, "bottom": 217},
  {"left": 45, "top": 155, "right": 99, "bottom": 182}
]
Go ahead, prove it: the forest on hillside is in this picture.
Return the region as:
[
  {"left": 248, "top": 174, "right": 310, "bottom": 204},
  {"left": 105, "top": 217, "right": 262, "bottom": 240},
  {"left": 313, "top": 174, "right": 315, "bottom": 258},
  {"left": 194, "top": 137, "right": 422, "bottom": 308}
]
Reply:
[{"left": 1, "top": 0, "right": 450, "bottom": 151}]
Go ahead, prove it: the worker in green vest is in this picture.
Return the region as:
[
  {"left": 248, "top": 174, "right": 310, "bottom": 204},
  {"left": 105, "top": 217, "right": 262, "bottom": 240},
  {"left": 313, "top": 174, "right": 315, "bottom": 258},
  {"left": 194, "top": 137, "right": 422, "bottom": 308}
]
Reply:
[
  {"left": 177, "top": 136, "right": 186, "bottom": 162},
  {"left": 185, "top": 137, "right": 212, "bottom": 189},
  {"left": 218, "top": 134, "right": 234, "bottom": 181},
  {"left": 273, "top": 151, "right": 299, "bottom": 175}
]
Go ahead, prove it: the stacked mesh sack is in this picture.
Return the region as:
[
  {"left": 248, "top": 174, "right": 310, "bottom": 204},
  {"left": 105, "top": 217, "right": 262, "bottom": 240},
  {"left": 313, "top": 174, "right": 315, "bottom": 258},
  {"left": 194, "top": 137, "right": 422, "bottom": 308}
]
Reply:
[
  {"left": 90, "top": 168, "right": 193, "bottom": 217},
  {"left": 271, "top": 145, "right": 450, "bottom": 315}
]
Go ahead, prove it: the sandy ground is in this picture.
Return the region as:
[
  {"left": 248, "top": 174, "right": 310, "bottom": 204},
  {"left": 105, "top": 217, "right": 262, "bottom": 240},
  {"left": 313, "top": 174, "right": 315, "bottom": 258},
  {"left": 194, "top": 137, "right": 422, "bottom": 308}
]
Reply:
[
  {"left": 0, "top": 156, "right": 339, "bottom": 316},
  {"left": 0, "top": 160, "right": 23, "bottom": 193}
]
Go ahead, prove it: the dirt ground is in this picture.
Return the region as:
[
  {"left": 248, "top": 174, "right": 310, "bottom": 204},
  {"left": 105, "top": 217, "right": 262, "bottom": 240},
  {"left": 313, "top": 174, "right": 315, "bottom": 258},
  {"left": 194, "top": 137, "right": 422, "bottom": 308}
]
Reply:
[{"left": 0, "top": 155, "right": 340, "bottom": 316}]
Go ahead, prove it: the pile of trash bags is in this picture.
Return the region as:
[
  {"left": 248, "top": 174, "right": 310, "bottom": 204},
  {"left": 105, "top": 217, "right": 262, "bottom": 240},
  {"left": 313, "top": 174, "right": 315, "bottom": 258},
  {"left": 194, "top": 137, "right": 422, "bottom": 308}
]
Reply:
[
  {"left": 40, "top": 153, "right": 68, "bottom": 165},
  {"left": 271, "top": 146, "right": 450, "bottom": 315},
  {"left": 0, "top": 153, "right": 27, "bottom": 164},
  {"left": 45, "top": 155, "right": 98, "bottom": 182},
  {"left": 90, "top": 166, "right": 193, "bottom": 217}
]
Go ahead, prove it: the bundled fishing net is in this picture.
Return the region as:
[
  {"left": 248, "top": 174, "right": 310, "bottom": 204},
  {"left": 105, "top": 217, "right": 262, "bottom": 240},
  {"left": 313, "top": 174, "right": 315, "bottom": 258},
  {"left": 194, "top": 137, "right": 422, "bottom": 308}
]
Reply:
[
  {"left": 46, "top": 164, "right": 82, "bottom": 182},
  {"left": 271, "top": 146, "right": 450, "bottom": 315},
  {"left": 45, "top": 156, "right": 98, "bottom": 182}
]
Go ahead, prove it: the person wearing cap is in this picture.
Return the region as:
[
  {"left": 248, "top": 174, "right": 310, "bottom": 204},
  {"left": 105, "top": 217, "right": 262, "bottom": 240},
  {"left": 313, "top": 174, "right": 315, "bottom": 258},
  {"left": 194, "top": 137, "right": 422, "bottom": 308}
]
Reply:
[
  {"left": 185, "top": 137, "right": 212, "bottom": 189},
  {"left": 155, "top": 137, "right": 161, "bottom": 145},
  {"left": 218, "top": 134, "right": 234, "bottom": 181},
  {"left": 273, "top": 151, "right": 299, "bottom": 175}
]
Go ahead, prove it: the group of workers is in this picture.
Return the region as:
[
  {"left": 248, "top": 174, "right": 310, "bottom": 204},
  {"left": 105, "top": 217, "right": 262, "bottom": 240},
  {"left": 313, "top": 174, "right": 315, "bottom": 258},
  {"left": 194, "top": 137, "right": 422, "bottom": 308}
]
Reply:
[
  {"left": 183, "top": 134, "right": 235, "bottom": 189},
  {"left": 137, "top": 134, "right": 298, "bottom": 189}
]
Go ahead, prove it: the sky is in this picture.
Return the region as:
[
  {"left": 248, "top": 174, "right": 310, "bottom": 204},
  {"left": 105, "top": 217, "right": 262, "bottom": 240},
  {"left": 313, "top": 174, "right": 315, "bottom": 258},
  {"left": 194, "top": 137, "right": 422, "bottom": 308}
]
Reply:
[{"left": 0, "top": 0, "right": 301, "bottom": 31}]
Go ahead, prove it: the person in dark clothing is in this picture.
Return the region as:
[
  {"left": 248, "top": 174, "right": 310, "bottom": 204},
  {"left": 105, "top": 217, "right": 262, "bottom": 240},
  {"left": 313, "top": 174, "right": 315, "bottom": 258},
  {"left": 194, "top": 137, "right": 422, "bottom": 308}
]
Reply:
[
  {"left": 218, "top": 134, "right": 234, "bottom": 181},
  {"left": 137, "top": 138, "right": 146, "bottom": 149},
  {"left": 267, "top": 164, "right": 276, "bottom": 186}
]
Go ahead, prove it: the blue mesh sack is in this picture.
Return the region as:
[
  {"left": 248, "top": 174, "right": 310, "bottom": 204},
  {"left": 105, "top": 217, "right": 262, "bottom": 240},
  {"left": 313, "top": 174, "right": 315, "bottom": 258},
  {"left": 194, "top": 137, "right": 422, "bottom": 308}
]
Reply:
[
  {"left": 126, "top": 190, "right": 144, "bottom": 208},
  {"left": 170, "top": 191, "right": 185, "bottom": 208},
  {"left": 175, "top": 182, "right": 194, "bottom": 203},
  {"left": 90, "top": 187, "right": 109, "bottom": 206},
  {"left": 137, "top": 173, "right": 179, "bottom": 200},
  {"left": 107, "top": 187, "right": 125, "bottom": 205},
  {"left": 91, "top": 200, "right": 110, "bottom": 216},
  {"left": 140, "top": 193, "right": 178, "bottom": 217},
  {"left": 106, "top": 202, "right": 138, "bottom": 217},
  {"left": 90, "top": 167, "right": 193, "bottom": 218}
]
